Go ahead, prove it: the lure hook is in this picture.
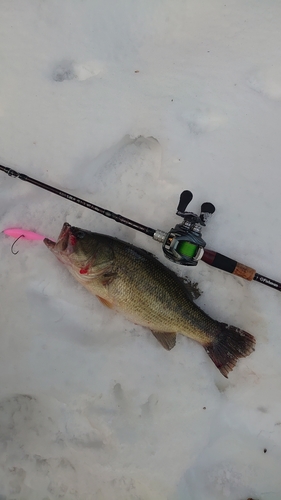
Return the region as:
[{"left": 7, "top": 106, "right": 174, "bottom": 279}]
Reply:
[{"left": 11, "top": 235, "right": 24, "bottom": 255}]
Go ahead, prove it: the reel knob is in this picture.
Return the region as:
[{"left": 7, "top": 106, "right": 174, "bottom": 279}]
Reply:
[
  {"left": 177, "top": 190, "right": 193, "bottom": 215},
  {"left": 200, "top": 202, "right": 215, "bottom": 225}
]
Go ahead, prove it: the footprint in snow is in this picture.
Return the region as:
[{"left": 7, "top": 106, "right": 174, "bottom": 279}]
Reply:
[
  {"left": 53, "top": 60, "right": 104, "bottom": 82},
  {"left": 247, "top": 66, "right": 281, "bottom": 101},
  {"left": 181, "top": 109, "right": 227, "bottom": 135}
]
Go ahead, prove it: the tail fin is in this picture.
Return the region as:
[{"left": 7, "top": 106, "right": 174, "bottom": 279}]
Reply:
[{"left": 204, "top": 323, "right": 256, "bottom": 378}]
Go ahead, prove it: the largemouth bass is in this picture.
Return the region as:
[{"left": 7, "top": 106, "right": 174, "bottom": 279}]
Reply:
[{"left": 44, "top": 223, "right": 255, "bottom": 377}]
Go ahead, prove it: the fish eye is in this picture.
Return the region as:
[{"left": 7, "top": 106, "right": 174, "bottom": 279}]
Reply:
[{"left": 76, "top": 231, "right": 85, "bottom": 239}]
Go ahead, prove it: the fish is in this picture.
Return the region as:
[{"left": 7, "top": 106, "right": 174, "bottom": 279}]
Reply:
[{"left": 44, "top": 223, "right": 256, "bottom": 378}]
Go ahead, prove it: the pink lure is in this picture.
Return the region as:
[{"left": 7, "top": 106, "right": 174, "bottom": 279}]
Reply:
[{"left": 3, "top": 228, "right": 49, "bottom": 241}]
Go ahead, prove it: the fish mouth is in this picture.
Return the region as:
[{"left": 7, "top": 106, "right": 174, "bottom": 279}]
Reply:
[{"left": 44, "top": 222, "right": 71, "bottom": 253}]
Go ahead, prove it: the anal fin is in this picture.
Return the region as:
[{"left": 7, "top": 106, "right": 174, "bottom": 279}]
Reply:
[{"left": 151, "top": 330, "right": 177, "bottom": 351}]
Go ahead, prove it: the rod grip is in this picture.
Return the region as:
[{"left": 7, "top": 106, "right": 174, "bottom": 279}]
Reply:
[{"left": 202, "top": 249, "right": 256, "bottom": 281}]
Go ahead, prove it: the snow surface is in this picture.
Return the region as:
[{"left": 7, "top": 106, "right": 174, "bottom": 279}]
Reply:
[{"left": 1, "top": 1, "right": 281, "bottom": 499}]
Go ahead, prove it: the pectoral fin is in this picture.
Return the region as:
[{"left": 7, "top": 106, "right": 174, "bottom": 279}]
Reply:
[
  {"left": 151, "top": 330, "right": 177, "bottom": 351},
  {"left": 97, "top": 296, "right": 114, "bottom": 309}
]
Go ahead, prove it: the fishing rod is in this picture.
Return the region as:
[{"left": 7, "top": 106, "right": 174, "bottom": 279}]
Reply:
[{"left": 0, "top": 164, "right": 280, "bottom": 292}]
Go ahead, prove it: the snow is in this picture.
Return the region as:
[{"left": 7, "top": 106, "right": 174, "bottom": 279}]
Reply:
[{"left": 0, "top": 1, "right": 281, "bottom": 498}]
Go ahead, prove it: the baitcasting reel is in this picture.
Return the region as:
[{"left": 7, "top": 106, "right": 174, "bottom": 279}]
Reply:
[{"left": 153, "top": 191, "right": 215, "bottom": 266}]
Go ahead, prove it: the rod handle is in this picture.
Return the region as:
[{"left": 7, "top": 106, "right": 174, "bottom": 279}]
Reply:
[{"left": 202, "top": 249, "right": 256, "bottom": 281}]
